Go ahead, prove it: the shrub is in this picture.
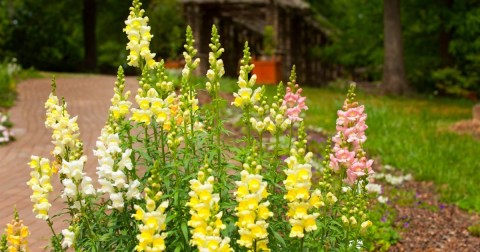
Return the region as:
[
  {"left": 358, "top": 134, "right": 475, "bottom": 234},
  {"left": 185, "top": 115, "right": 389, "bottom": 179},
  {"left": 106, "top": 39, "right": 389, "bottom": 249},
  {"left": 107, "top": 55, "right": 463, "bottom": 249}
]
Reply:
[
  {"left": 432, "top": 67, "right": 478, "bottom": 98},
  {"left": 0, "top": 59, "right": 22, "bottom": 108}
]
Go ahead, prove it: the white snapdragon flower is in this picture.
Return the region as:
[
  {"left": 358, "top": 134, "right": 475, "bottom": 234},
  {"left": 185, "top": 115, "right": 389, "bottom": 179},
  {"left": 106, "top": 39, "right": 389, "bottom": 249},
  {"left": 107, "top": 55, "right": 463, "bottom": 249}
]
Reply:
[
  {"left": 126, "top": 180, "right": 141, "bottom": 200},
  {"left": 61, "top": 228, "right": 75, "bottom": 248},
  {"left": 95, "top": 128, "right": 137, "bottom": 209},
  {"left": 365, "top": 183, "right": 382, "bottom": 194},
  {"left": 61, "top": 179, "right": 77, "bottom": 198},
  {"left": 377, "top": 196, "right": 389, "bottom": 204},
  {"left": 81, "top": 176, "right": 96, "bottom": 195},
  {"left": 61, "top": 157, "right": 87, "bottom": 181},
  {"left": 112, "top": 170, "right": 127, "bottom": 189},
  {"left": 110, "top": 192, "right": 125, "bottom": 209}
]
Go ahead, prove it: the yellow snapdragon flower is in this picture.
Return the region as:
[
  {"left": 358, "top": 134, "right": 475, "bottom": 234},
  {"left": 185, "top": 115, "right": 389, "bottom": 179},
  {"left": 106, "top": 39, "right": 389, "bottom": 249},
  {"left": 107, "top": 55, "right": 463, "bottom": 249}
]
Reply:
[
  {"left": 235, "top": 162, "right": 272, "bottom": 251},
  {"left": 124, "top": 0, "right": 156, "bottom": 69},
  {"left": 44, "top": 85, "right": 82, "bottom": 159},
  {"left": 284, "top": 148, "right": 323, "bottom": 238},
  {"left": 187, "top": 165, "right": 232, "bottom": 252},
  {"left": 108, "top": 66, "right": 133, "bottom": 122},
  {"left": 133, "top": 194, "right": 169, "bottom": 252},
  {"left": 26, "top": 156, "right": 53, "bottom": 220},
  {"left": 4, "top": 210, "right": 29, "bottom": 252},
  {"left": 232, "top": 43, "right": 263, "bottom": 110},
  {"left": 232, "top": 78, "right": 262, "bottom": 109},
  {"left": 131, "top": 86, "right": 180, "bottom": 129}
]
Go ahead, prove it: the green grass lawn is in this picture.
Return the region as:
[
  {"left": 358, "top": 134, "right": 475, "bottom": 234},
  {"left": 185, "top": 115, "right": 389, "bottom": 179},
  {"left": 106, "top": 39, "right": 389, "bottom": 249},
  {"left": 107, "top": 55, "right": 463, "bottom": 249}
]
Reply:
[{"left": 299, "top": 86, "right": 479, "bottom": 212}]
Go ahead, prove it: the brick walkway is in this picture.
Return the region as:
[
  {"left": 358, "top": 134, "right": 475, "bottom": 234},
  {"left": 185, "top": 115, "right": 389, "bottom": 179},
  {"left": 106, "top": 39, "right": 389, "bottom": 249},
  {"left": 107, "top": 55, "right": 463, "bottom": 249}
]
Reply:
[{"left": 0, "top": 75, "right": 138, "bottom": 250}]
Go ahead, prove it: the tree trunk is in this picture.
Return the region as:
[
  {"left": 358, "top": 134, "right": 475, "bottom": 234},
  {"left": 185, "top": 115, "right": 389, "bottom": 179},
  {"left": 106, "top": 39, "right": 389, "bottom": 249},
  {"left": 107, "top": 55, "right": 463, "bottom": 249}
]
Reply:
[
  {"left": 83, "top": 0, "right": 97, "bottom": 71},
  {"left": 382, "top": 0, "right": 408, "bottom": 94},
  {"left": 439, "top": 0, "right": 454, "bottom": 67}
]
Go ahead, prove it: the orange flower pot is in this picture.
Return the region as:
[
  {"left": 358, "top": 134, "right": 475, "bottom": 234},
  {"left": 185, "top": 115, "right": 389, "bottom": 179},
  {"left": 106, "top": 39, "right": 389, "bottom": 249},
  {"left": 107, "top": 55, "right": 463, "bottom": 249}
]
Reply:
[
  {"left": 164, "top": 59, "right": 184, "bottom": 69},
  {"left": 252, "top": 57, "right": 282, "bottom": 85}
]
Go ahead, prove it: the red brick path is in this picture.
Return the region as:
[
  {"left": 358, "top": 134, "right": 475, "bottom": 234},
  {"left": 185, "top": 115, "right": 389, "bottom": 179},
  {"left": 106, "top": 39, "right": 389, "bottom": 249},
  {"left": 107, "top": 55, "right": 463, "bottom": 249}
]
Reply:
[{"left": 0, "top": 75, "right": 138, "bottom": 250}]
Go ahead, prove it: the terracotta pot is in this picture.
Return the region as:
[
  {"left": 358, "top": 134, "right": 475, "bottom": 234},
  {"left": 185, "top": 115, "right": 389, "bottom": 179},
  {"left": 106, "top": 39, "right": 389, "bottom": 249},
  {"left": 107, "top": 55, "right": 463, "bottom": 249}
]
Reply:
[
  {"left": 252, "top": 57, "right": 282, "bottom": 85},
  {"left": 164, "top": 59, "right": 184, "bottom": 69}
]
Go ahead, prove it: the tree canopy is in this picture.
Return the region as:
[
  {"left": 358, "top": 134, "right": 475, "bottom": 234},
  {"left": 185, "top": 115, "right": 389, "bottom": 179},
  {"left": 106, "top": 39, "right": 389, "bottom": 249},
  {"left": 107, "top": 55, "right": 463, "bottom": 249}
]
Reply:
[
  {"left": 308, "top": 0, "right": 480, "bottom": 96},
  {"left": 0, "top": 0, "right": 479, "bottom": 96}
]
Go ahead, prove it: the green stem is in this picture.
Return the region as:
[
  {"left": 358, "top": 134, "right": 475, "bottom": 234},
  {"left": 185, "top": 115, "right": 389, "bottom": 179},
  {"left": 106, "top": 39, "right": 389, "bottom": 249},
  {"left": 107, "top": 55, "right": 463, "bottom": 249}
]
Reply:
[
  {"left": 275, "top": 132, "right": 280, "bottom": 157},
  {"left": 143, "top": 125, "right": 151, "bottom": 165},
  {"left": 125, "top": 122, "right": 137, "bottom": 179},
  {"left": 288, "top": 123, "right": 294, "bottom": 153},
  {"left": 345, "top": 228, "right": 350, "bottom": 247},
  {"left": 78, "top": 198, "right": 96, "bottom": 240},
  {"left": 215, "top": 99, "right": 221, "bottom": 170},
  {"left": 152, "top": 120, "right": 160, "bottom": 152},
  {"left": 183, "top": 121, "right": 190, "bottom": 176},
  {"left": 173, "top": 150, "right": 180, "bottom": 192},
  {"left": 186, "top": 70, "right": 196, "bottom": 157},
  {"left": 300, "top": 236, "right": 305, "bottom": 252},
  {"left": 160, "top": 128, "right": 166, "bottom": 166},
  {"left": 190, "top": 103, "right": 196, "bottom": 157},
  {"left": 259, "top": 131, "right": 263, "bottom": 164},
  {"left": 46, "top": 218, "right": 62, "bottom": 251},
  {"left": 245, "top": 106, "right": 252, "bottom": 147}
]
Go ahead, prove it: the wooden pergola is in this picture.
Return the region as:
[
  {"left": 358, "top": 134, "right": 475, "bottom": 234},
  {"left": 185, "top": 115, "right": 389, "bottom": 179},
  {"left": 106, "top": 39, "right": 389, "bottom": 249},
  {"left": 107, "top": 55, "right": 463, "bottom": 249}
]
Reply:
[{"left": 182, "top": 0, "right": 339, "bottom": 86}]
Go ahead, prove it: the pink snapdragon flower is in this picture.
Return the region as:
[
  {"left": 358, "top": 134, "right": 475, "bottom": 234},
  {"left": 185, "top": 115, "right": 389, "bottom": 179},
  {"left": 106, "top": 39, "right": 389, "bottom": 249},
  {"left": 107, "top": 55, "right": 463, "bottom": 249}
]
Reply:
[
  {"left": 336, "top": 105, "right": 366, "bottom": 128},
  {"left": 330, "top": 85, "right": 374, "bottom": 186},
  {"left": 346, "top": 158, "right": 374, "bottom": 185},
  {"left": 283, "top": 85, "right": 308, "bottom": 122},
  {"left": 329, "top": 148, "right": 356, "bottom": 172}
]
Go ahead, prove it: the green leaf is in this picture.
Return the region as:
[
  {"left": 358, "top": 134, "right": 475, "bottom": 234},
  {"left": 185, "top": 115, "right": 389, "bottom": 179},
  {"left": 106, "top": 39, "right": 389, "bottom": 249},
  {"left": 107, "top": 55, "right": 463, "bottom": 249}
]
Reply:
[
  {"left": 181, "top": 221, "right": 189, "bottom": 243},
  {"left": 270, "top": 227, "right": 287, "bottom": 248}
]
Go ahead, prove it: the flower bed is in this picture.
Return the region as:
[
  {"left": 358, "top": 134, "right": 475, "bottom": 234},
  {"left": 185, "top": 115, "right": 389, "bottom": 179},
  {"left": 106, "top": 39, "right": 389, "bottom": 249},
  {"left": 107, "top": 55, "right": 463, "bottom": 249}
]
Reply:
[{"left": 1, "top": 1, "right": 377, "bottom": 251}]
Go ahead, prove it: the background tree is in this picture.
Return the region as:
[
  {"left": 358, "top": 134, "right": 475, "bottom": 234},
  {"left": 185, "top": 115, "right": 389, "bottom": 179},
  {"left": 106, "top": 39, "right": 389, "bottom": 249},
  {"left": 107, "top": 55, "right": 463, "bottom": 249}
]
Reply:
[
  {"left": 382, "top": 0, "right": 408, "bottom": 94},
  {"left": 148, "top": 0, "right": 184, "bottom": 60},
  {"left": 3, "top": 0, "right": 83, "bottom": 71},
  {"left": 83, "top": 0, "right": 97, "bottom": 71},
  {"left": 307, "top": 0, "right": 383, "bottom": 81},
  {"left": 0, "top": 0, "right": 479, "bottom": 97}
]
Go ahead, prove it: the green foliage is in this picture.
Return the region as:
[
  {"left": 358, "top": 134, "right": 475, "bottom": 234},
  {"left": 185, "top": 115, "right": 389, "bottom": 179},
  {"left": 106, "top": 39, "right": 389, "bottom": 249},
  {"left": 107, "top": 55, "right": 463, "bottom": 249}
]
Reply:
[
  {"left": 468, "top": 222, "right": 480, "bottom": 237},
  {"left": 0, "top": 58, "right": 41, "bottom": 108},
  {"left": 0, "top": 1, "right": 11, "bottom": 59},
  {"left": 4, "top": 0, "right": 83, "bottom": 71},
  {"left": 309, "top": 0, "right": 480, "bottom": 96},
  {"left": 363, "top": 202, "right": 400, "bottom": 252},
  {"left": 308, "top": 0, "right": 384, "bottom": 80},
  {"left": 96, "top": 0, "right": 185, "bottom": 73},
  {"left": 0, "top": 59, "right": 22, "bottom": 108},
  {"left": 262, "top": 25, "right": 275, "bottom": 57},
  {"left": 432, "top": 67, "right": 478, "bottom": 96},
  {"left": 0, "top": 0, "right": 184, "bottom": 73},
  {"left": 96, "top": 0, "right": 132, "bottom": 73},
  {"left": 148, "top": 0, "right": 185, "bottom": 59}
]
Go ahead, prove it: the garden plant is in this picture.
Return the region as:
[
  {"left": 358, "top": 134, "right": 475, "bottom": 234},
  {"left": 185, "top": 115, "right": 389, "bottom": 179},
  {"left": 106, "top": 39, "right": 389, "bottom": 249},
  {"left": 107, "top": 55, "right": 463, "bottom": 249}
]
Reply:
[
  {"left": 0, "top": 112, "right": 14, "bottom": 145},
  {"left": 2, "top": 0, "right": 377, "bottom": 251}
]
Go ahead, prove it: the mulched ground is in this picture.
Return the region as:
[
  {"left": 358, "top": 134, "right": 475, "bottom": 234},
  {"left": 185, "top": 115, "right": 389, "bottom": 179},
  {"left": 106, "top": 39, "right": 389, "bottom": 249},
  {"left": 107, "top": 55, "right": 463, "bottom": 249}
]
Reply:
[
  {"left": 451, "top": 119, "right": 480, "bottom": 140},
  {"left": 384, "top": 179, "right": 480, "bottom": 252}
]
